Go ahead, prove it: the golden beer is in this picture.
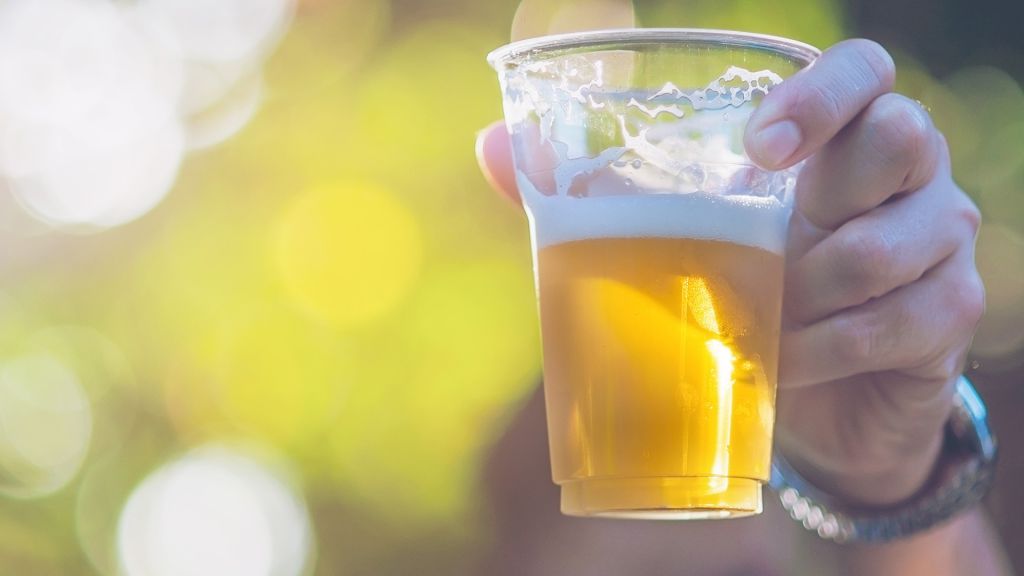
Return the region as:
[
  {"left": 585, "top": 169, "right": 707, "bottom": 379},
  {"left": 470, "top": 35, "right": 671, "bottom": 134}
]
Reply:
[{"left": 535, "top": 200, "right": 785, "bottom": 518}]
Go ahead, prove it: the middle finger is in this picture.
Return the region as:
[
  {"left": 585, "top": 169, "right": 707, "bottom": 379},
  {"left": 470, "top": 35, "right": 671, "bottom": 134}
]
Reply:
[
  {"left": 784, "top": 176, "right": 977, "bottom": 324},
  {"left": 779, "top": 247, "right": 985, "bottom": 388}
]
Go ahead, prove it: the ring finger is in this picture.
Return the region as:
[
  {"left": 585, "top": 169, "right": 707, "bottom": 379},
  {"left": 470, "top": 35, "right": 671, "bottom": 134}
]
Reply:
[
  {"left": 784, "top": 176, "right": 977, "bottom": 324},
  {"left": 779, "top": 247, "right": 985, "bottom": 388}
]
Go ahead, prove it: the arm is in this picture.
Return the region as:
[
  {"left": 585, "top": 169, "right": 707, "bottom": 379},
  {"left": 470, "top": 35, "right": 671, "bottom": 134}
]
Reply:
[{"left": 835, "top": 508, "right": 1013, "bottom": 576}]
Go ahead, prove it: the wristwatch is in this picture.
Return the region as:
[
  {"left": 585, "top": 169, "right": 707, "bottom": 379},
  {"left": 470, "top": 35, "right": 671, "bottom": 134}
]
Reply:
[{"left": 769, "top": 375, "right": 997, "bottom": 544}]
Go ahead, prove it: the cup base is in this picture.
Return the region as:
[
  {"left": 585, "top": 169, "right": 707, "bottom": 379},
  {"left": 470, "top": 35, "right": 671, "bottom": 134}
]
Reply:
[{"left": 559, "top": 476, "right": 762, "bottom": 520}]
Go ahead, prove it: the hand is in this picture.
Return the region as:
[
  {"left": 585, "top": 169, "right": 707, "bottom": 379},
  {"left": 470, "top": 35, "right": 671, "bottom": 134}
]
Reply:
[{"left": 476, "top": 39, "right": 985, "bottom": 508}]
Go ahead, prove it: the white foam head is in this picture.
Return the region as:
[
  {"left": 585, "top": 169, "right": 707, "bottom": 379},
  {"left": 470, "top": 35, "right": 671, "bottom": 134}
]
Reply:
[
  {"left": 507, "top": 64, "right": 796, "bottom": 255},
  {"left": 520, "top": 173, "right": 791, "bottom": 255}
]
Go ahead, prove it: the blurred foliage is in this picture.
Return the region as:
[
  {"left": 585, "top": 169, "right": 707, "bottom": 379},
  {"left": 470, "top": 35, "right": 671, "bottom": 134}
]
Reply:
[{"left": 0, "top": 0, "right": 1021, "bottom": 574}]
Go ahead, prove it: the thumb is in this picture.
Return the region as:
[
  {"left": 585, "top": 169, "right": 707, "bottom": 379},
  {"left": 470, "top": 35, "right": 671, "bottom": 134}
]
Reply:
[{"left": 475, "top": 121, "right": 521, "bottom": 204}]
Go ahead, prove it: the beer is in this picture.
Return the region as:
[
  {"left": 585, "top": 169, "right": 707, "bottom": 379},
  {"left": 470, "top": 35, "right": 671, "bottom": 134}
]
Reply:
[{"left": 531, "top": 193, "right": 787, "bottom": 518}]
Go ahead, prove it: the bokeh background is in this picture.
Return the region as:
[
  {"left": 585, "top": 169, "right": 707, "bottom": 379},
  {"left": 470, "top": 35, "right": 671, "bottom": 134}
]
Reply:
[{"left": 0, "top": 0, "right": 1021, "bottom": 574}]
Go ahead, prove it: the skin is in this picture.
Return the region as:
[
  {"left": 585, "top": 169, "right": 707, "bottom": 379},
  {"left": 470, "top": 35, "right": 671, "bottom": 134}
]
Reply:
[{"left": 476, "top": 40, "right": 1013, "bottom": 575}]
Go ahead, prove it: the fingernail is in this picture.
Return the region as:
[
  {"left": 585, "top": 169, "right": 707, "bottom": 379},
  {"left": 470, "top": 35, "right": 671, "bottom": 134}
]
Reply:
[{"left": 749, "top": 120, "right": 802, "bottom": 168}]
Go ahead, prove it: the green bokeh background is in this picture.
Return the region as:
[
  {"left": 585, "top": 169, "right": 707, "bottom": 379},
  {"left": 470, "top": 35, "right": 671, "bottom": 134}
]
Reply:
[{"left": 1, "top": 0, "right": 1023, "bottom": 573}]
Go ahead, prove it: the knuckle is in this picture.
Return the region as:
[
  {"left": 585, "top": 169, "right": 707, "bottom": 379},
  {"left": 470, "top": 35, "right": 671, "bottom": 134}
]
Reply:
[
  {"left": 835, "top": 229, "right": 896, "bottom": 299},
  {"left": 833, "top": 311, "right": 890, "bottom": 366},
  {"left": 844, "top": 38, "right": 896, "bottom": 90},
  {"left": 957, "top": 194, "right": 983, "bottom": 236},
  {"left": 865, "top": 94, "right": 933, "bottom": 169},
  {"left": 794, "top": 80, "right": 845, "bottom": 126},
  {"left": 951, "top": 272, "right": 986, "bottom": 331},
  {"left": 933, "top": 355, "right": 965, "bottom": 383}
]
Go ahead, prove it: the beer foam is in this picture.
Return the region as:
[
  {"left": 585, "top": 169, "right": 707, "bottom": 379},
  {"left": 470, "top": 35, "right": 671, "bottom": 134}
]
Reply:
[
  {"left": 525, "top": 190, "right": 790, "bottom": 255},
  {"left": 508, "top": 64, "right": 794, "bottom": 255}
]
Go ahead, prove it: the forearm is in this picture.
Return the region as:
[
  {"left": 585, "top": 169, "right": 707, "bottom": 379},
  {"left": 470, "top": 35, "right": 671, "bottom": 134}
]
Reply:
[{"left": 829, "top": 507, "right": 1014, "bottom": 576}]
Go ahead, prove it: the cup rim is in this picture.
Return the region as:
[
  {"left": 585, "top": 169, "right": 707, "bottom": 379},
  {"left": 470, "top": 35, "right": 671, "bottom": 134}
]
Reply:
[{"left": 487, "top": 28, "right": 821, "bottom": 70}]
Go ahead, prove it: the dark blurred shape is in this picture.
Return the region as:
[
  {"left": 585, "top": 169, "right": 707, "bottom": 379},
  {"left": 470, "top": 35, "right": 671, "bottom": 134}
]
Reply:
[{"left": 846, "top": 0, "right": 1024, "bottom": 79}]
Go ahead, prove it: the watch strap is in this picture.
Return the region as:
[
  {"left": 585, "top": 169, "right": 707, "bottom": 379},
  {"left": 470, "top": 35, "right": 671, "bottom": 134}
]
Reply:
[{"left": 769, "top": 375, "right": 997, "bottom": 543}]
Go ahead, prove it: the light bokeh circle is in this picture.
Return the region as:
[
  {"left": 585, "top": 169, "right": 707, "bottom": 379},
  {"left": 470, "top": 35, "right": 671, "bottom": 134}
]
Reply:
[
  {"left": 118, "top": 445, "right": 313, "bottom": 576},
  {"left": 12, "top": 120, "right": 185, "bottom": 229},
  {"left": 136, "top": 0, "right": 296, "bottom": 64},
  {"left": 0, "top": 0, "right": 294, "bottom": 230},
  {"left": 0, "top": 0, "right": 186, "bottom": 229},
  {"left": 276, "top": 182, "right": 422, "bottom": 329},
  {"left": 0, "top": 353, "right": 93, "bottom": 498}
]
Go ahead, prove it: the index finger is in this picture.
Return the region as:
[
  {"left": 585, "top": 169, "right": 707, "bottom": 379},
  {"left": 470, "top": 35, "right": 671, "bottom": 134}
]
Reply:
[{"left": 743, "top": 39, "right": 896, "bottom": 170}]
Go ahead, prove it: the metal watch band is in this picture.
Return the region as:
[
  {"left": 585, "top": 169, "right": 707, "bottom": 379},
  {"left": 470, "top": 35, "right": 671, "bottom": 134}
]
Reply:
[{"left": 769, "top": 375, "right": 997, "bottom": 543}]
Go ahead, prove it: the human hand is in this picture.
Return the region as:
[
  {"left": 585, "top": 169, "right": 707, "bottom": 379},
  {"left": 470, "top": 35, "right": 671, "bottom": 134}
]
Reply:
[{"left": 476, "top": 39, "right": 984, "bottom": 508}]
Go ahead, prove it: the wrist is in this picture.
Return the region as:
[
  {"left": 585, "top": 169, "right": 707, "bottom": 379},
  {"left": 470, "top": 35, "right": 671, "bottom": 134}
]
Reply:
[
  {"left": 770, "top": 376, "right": 998, "bottom": 544},
  {"left": 780, "top": 430, "right": 945, "bottom": 508}
]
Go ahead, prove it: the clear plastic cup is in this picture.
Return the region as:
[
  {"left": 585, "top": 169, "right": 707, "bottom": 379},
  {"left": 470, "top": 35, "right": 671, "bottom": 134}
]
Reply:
[{"left": 489, "top": 29, "right": 819, "bottom": 519}]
